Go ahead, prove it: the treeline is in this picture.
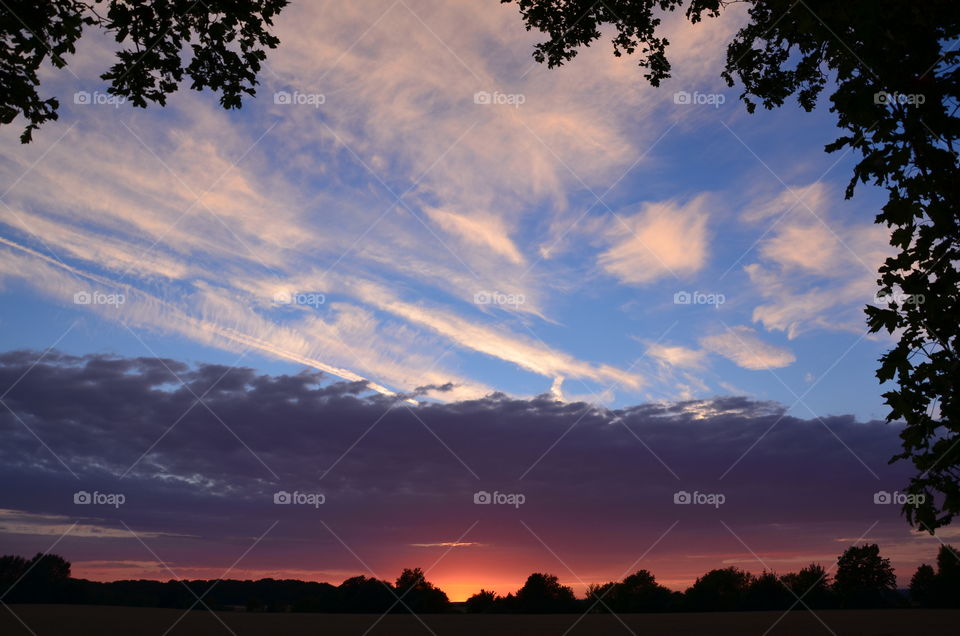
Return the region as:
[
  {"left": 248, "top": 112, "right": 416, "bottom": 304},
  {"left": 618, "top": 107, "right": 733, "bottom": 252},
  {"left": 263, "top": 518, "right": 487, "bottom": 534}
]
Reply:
[
  {"left": 466, "top": 545, "right": 946, "bottom": 613},
  {"left": 0, "top": 557, "right": 447, "bottom": 613},
  {"left": 3, "top": 544, "right": 959, "bottom": 613}
]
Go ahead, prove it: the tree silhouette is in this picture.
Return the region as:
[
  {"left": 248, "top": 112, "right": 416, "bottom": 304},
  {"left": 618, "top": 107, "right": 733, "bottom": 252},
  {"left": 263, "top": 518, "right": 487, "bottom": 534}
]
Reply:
[
  {"left": 584, "top": 582, "right": 615, "bottom": 613},
  {"left": 934, "top": 544, "right": 960, "bottom": 607},
  {"left": 393, "top": 567, "right": 450, "bottom": 613},
  {"left": 833, "top": 544, "right": 897, "bottom": 608},
  {"left": 910, "top": 544, "right": 960, "bottom": 607},
  {"left": 744, "top": 571, "right": 792, "bottom": 611},
  {"left": 515, "top": 572, "right": 578, "bottom": 613},
  {"left": 464, "top": 588, "right": 498, "bottom": 613},
  {"left": 0, "top": 553, "right": 71, "bottom": 603},
  {"left": 336, "top": 575, "right": 395, "bottom": 613},
  {"left": 593, "top": 569, "right": 672, "bottom": 613},
  {"left": 504, "top": 0, "right": 960, "bottom": 531},
  {"left": 0, "top": 0, "right": 289, "bottom": 142},
  {"left": 0, "top": 554, "right": 29, "bottom": 601},
  {"left": 684, "top": 567, "right": 753, "bottom": 612},
  {"left": 780, "top": 563, "right": 835, "bottom": 609},
  {"left": 910, "top": 563, "right": 937, "bottom": 607}
]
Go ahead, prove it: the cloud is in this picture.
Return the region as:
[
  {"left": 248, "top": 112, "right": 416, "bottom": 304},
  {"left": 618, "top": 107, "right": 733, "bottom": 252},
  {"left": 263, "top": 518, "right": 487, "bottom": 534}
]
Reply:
[
  {"left": 0, "top": 509, "right": 179, "bottom": 539},
  {"left": 425, "top": 208, "right": 525, "bottom": 265},
  {"left": 0, "top": 351, "right": 924, "bottom": 592},
  {"left": 741, "top": 184, "right": 892, "bottom": 338},
  {"left": 339, "top": 276, "right": 644, "bottom": 390},
  {"left": 646, "top": 342, "right": 708, "bottom": 370},
  {"left": 69, "top": 560, "right": 362, "bottom": 583},
  {"left": 0, "top": 350, "right": 888, "bottom": 502},
  {"left": 700, "top": 326, "right": 796, "bottom": 370},
  {"left": 410, "top": 542, "right": 481, "bottom": 548},
  {"left": 599, "top": 195, "right": 710, "bottom": 285},
  {"left": 759, "top": 223, "right": 842, "bottom": 275},
  {"left": 0, "top": 232, "right": 643, "bottom": 400},
  {"left": 740, "top": 183, "right": 830, "bottom": 223}
]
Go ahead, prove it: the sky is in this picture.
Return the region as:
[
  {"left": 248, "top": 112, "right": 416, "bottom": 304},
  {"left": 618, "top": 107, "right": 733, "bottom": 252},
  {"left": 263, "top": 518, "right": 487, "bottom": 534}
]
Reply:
[{"left": 0, "top": 0, "right": 946, "bottom": 602}]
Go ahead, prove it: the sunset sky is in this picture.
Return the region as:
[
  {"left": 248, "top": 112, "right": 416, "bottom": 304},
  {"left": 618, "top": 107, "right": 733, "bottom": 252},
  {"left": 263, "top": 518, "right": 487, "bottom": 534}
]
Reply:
[{"left": 0, "top": 0, "right": 946, "bottom": 601}]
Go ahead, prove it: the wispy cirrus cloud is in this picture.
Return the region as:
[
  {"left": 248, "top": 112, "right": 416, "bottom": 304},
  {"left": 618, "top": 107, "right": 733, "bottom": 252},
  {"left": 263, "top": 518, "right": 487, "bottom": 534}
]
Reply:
[
  {"left": 700, "top": 325, "right": 796, "bottom": 370},
  {"left": 425, "top": 207, "right": 525, "bottom": 266},
  {"left": 0, "top": 509, "right": 181, "bottom": 539},
  {"left": 646, "top": 342, "right": 708, "bottom": 370},
  {"left": 6, "top": 0, "right": 719, "bottom": 400},
  {"left": 0, "top": 0, "right": 888, "bottom": 417},
  {"left": 741, "top": 183, "right": 891, "bottom": 338}
]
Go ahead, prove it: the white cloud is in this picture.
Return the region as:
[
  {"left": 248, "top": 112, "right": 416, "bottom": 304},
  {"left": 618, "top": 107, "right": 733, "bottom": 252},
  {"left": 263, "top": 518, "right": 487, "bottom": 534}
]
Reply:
[
  {"left": 339, "top": 275, "right": 644, "bottom": 389},
  {"left": 425, "top": 207, "right": 524, "bottom": 265},
  {"left": 599, "top": 195, "right": 710, "bottom": 285},
  {"left": 740, "top": 183, "right": 830, "bottom": 223},
  {"left": 550, "top": 376, "right": 565, "bottom": 400},
  {"left": 742, "top": 183, "right": 892, "bottom": 338},
  {"left": 646, "top": 343, "right": 708, "bottom": 370},
  {"left": 759, "top": 223, "right": 842, "bottom": 275},
  {"left": 700, "top": 326, "right": 796, "bottom": 370}
]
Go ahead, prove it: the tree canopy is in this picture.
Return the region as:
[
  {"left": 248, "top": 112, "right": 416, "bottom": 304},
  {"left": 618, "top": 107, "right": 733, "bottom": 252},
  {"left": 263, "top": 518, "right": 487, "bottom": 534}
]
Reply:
[
  {"left": 515, "top": 572, "right": 579, "bottom": 612},
  {"left": 833, "top": 543, "right": 898, "bottom": 608},
  {"left": 394, "top": 567, "right": 450, "bottom": 613},
  {"left": 0, "top": 0, "right": 288, "bottom": 142},
  {"left": 910, "top": 544, "right": 960, "bottom": 607}
]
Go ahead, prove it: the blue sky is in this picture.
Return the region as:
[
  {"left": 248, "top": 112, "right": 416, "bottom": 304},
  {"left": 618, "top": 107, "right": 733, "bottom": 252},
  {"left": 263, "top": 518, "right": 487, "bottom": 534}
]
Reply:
[{"left": 0, "top": 1, "right": 896, "bottom": 421}]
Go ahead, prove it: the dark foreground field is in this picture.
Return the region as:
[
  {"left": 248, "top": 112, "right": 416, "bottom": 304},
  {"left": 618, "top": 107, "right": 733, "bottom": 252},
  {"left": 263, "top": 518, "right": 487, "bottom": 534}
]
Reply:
[{"left": 2, "top": 605, "right": 957, "bottom": 635}]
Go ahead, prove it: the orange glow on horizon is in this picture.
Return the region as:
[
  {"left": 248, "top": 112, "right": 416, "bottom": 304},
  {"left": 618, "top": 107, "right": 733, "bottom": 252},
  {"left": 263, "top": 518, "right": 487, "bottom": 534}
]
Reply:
[{"left": 70, "top": 562, "right": 704, "bottom": 602}]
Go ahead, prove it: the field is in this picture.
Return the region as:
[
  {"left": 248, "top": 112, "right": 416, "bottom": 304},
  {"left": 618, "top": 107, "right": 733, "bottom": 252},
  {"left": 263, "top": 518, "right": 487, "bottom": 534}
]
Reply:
[{"left": 2, "top": 605, "right": 956, "bottom": 635}]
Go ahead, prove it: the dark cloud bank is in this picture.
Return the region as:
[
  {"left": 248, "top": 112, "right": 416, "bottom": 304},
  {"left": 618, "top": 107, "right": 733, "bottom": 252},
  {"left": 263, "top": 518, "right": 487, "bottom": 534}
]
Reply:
[{"left": 0, "top": 350, "right": 922, "bottom": 586}]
